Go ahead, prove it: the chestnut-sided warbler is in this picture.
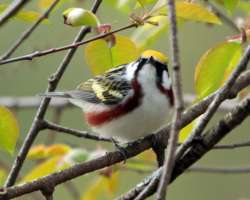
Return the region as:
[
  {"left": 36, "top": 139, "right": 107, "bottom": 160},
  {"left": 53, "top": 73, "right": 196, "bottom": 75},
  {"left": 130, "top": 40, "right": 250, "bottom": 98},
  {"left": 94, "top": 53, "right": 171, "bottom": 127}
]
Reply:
[{"left": 43, "top": 50, "right": 174, "bottom": 164}]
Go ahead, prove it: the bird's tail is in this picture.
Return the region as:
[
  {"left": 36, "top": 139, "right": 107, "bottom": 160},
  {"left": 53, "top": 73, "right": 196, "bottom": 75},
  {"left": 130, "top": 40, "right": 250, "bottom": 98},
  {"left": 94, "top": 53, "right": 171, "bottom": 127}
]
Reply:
[{"left": 40, "top": 91, "right": 73, "bottom": 99}]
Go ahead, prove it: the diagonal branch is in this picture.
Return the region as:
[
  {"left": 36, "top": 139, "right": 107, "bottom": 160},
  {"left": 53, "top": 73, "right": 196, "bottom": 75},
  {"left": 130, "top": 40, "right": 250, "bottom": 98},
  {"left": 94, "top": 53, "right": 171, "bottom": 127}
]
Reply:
[
  {"left": 4, "top": 0, "right": 103, "bottom": 188},
  {"left": 0, "top": 23, "right": 137, "bottom": 66},
  {"left": 0, "top": 0, "right": 60, "bottom": 61},
  {"left": 0, "top": 0, "right": 30, "bottom": 27},
  {"left": 176, "top": 43, "right": 250, "bottom": 160},
  {"left": 118, "top": 97, "right": 250, "bottom": 200}
]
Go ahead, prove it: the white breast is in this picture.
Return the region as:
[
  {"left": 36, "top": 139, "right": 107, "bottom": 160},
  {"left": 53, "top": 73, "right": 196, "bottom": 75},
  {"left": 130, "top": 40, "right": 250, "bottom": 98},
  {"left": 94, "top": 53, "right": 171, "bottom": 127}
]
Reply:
[{"left": 91, "top": 63, "right": 171, "bottom": 142}]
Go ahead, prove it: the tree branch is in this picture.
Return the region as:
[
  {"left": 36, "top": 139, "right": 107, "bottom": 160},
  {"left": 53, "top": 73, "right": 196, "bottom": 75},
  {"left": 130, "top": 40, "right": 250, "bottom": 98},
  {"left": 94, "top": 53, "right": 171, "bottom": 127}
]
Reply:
[
  {"left": 0, "top": 23, "right": 137, "bottom": 66},
  {"left": 41, "top": 120, "right": 112, "bottom": 142},
  {"left": 0, "top": 75, "right": 249, "bottom": 200},
  {"left": 0, "top": 0, "right": 30, "bottom": 27},
  {"left": 0, "top": 0, "right": 60, "bottom": 61},
  {"left": 118, "top": 97, "right": 250, "bottom": 200},
  {"left": 157, "top": 0, "right": 184, "bottom": 198},
  {"left": 4, "top": 0, "right": 103, "bottom": 188},
  {"left": 176, "top": 43, "right": 250, "bottom": 160}
]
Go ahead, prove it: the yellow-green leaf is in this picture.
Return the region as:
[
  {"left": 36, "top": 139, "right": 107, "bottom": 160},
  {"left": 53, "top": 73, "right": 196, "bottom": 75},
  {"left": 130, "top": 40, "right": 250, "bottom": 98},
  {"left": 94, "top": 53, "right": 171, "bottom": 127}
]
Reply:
[
  {"left": 151, "top": 1, "right": 221, "bottom": 24},
  {"left": 84, "top": 35, "right": 138, "bottom": 74},
  {"left": 63, "top": 8, "right": 100, "bottom": 27},
  {"left": 0, "top": 168, "right": 7, "bottom": 186},
  {"left": 176, "top": 2, "right": 221, "bottom": 24},
  {"left": 223, "top": 0, "right": 239, "bottom": 13},
  {"left": 179, "top": 120, "right": 195, "bottom": 143},
  {"left": 81, "top": 172, "right": 119, "bottom": 200},
  {"left": 131, "top": 16, "right": 168, "bottom": 51},
  {"left": 0, "top": 106, "right": 19, "bottom": 154},
  {"left": 22, "top": 156, "right": 62, "bottom": 182},
  {"left": 195, "top": 41, "right": 242, "bottom": 100}
]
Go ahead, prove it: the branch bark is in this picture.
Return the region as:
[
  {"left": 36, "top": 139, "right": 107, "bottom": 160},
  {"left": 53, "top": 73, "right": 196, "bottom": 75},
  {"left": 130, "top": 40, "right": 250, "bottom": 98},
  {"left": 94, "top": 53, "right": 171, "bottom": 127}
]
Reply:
[
  {"left": 118, "top": 97, "right": 250, "bottom": 200},
  {"left": 0, "top": 24, "right": 136, "bottom": 66},
  {"left": 0, "top": 74, "right": 249, "bottom": 200},
  {"left": 0, "top": 0, "right": 60, "bottom": 60},
  {"left": 0, "top": 0, "right": 30, "bottom": 27},
  {"left": 157, "top": 0, "right": 184, "bottom": 199}
]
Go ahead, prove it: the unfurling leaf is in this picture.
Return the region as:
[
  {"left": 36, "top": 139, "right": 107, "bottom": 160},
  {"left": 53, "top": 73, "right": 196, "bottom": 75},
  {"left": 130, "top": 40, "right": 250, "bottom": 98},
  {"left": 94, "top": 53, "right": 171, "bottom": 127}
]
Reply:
[
  {"left": 150, "top": 1, "right": 221, "bottom": 24},
  {"left": 0, "top": 106, "right": 19, "bottom": 154},
  {"left": 27, "top": 144, "right": 71, "bottom": 160},
  {"left": 195, "top": 41, "right": 242, "bottom": 100},
  {"left": 84, "top": 35, "right": 138, "bottom": 74},
  {"left": 63, "top": 8, "right": 100, "bottom": 27}
]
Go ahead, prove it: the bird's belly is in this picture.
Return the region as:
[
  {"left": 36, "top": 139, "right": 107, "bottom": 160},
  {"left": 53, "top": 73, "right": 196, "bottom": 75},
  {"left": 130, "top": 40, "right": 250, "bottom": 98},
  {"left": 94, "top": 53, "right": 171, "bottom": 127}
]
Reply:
[{"left": 91, "top": 92, "right": 170, "bottom": 142}]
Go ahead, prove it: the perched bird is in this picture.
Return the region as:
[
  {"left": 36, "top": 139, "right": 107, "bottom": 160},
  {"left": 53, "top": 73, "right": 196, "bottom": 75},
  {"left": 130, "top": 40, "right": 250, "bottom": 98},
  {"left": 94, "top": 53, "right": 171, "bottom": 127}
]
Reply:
[{"left": 42, "top": 50, "right": 174, "bottom": 165}]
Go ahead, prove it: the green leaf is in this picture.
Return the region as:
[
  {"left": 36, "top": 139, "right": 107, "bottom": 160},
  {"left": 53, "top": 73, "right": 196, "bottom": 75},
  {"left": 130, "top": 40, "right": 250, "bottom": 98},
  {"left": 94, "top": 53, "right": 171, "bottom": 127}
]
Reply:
[
  {"left": 237, "top": 1, "right": 250, "bottom": 13},
  {"left": 176, "top": 2, "right": 221, "bottom": 24},
  {"left": 84, "top": 35, "right": 138, "bottom": 74},
  {"left": 63, "top": 8, "right": 100, "bottom": 27},
  {"left": 131, "top": 16, "right": 168, "bottom": 51},
  {"left": 0, "top": 168, "right": 7, "bottom": 186},
  {"left": 195, "top": 41, "right": 242, "bottom": 100},
  {"left": 0, "top": 4, "right": 47, "bottom": 23},
  {"left": 63, "top": 149, "right": 90, "bottom": 165},
  {"left": 0, "top": 106, "right": 19, "bottom": 154},
  {"left": 104, "top": 0, "right": 135, "bottom": 14},
  {"left": 136, "top": 0, "right": 157, "bottom": 8},
  {"left": 151, "top": 1, "right": 221, "bottom": 24},
  {"left": 223, "top": 0, "right": 239, "bottom": 13}
]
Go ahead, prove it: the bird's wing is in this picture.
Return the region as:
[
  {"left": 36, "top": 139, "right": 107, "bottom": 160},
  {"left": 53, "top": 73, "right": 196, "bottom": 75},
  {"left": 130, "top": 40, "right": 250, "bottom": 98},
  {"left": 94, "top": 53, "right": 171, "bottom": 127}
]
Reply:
[{"left": 71, "top": 65, "right": 132, "bottom": 105}]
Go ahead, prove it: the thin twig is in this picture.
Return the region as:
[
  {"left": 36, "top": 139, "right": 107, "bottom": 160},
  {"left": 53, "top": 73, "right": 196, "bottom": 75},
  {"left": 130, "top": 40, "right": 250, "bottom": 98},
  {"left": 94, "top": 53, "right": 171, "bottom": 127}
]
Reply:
[
  {"left": 0, "top": 0, "right": 60, "bottom": 60},
  {"left": 0, "top": 23, "right": 137, "bottom": 66},
  {"left": 176, "top": 44, "right": 250, "bottom": 161},
  {"left": 0, "top": 0, "right": 30, "bottom": 27},
  {"left": 41, "top": 120, "right": 112, "bottom": 142},
  {"left": 157, "top": 0, "right": 184, "bottom": 199},
  {"left": 4, "top": 0, "right": 103, "bottom": 188}
]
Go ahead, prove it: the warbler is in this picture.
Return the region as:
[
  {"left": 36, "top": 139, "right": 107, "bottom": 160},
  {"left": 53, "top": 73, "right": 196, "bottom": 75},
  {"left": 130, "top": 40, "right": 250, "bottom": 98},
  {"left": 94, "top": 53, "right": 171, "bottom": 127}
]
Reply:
[{"left": 43, "top": 50, "right": 174, "bottom": 165}]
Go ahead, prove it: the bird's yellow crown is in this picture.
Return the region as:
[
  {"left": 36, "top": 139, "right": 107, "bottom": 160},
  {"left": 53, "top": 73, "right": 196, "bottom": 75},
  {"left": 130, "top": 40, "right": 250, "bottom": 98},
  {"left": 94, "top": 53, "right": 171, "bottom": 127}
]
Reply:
[{"left": 141, "top": 50, "right": 168, "bottom": 64}]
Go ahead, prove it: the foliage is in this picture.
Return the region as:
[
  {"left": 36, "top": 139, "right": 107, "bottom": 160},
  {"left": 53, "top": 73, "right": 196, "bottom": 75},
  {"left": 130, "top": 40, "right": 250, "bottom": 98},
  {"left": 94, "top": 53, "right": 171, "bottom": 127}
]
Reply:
[
  {"left": 1, "top": 0, "right": 250, "bottom": 199},
  {"left": 0, "top": 106, "right": 19, "bottom": 154}
]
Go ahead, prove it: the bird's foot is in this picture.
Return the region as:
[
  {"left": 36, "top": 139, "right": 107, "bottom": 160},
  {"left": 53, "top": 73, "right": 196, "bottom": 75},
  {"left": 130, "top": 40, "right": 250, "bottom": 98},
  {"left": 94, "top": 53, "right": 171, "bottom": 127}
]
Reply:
[{"left": 111, "top": 138, "right": 128, "bottom": 163}]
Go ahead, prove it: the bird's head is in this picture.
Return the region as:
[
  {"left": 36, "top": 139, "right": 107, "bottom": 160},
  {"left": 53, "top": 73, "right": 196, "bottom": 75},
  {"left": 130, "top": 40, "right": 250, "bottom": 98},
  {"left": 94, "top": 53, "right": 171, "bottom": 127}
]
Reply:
[{"left": 141, "top": 49, "right": 168, "bottom": 65}]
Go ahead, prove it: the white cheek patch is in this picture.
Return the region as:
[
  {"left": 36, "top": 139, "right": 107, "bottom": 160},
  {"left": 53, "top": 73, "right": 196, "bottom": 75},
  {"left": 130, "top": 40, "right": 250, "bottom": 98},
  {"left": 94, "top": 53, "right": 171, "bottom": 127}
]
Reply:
[
  {"left": 125, "top": 61, "right": 138, "bottom": 81},
  {"left": 162, "top": 71, "right": 172, "bottom": 89}
]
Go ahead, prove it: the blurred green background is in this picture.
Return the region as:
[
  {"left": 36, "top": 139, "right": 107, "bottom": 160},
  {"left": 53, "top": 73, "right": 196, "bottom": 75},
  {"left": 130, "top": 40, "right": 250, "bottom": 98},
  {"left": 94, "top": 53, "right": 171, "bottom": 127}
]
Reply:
[{"left": 0, "top": 0, "right": 250, "bottom": 199}]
